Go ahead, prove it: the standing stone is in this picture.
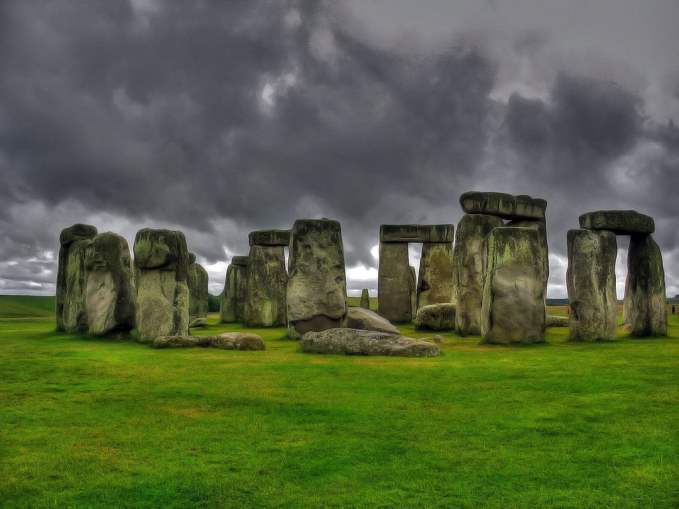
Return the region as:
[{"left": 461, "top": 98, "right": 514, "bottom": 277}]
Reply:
[
  {"left": 481, "top": 227, "right": 546, "bottom": 344},
  {"left": 56, "top": 224, "right": 98, "bottom": 333},
  {"left": 188, "top": 253, "right": 209, "bottom": 327},
  {"left": 624, "top": 234, "right": 667, "bottom": 336},
  {"left": 244, "top": 245, "right": 287, "bottom": 327},
  {"left": 453, "top": 214, "right": 503, "bottom": 335},
  {"left": 507, "top": 219, "right": 549, "bottom": 292},
  {"left": 377, "top": 243, "right": 412, "bottom": 322},
  {"left": 287, "top": 219, "right": 347, "bottom": 338},
  {"left": 360, "top": 288, "right": 370, "bottom": 309},
  {"left": 133, "top": 229, "right": 190, "bottom": 342},
  {"left": 417, "top": 242, "right": 454, "bottom": 309},
  {"left": 566, "top": 229, "right": 617, "bottom": 341},
  {"left": 84, "top": 232, "right": 136, "bottom": 336},
  {"left": 220, "top": 256, "right": 249, "bottom": 323},
  {"left": 409, "top": 266, "right": 417, "bottom": 320}
]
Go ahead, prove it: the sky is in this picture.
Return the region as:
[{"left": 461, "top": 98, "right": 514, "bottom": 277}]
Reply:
[{"left": 1, "top": 0, "right": 678, "bottom": 299}]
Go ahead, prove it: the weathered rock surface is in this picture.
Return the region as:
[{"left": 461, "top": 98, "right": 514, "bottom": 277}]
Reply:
[
  {"left": 624, "top": 234, "right": 667, "bottom": 336},
  {"left": 460, "top": 192, "right": 546, "bottom": 220},
  {"left": 360, "top": 288, "right": 370, "bottom": 309},
  {"left": 287, "top": 219, "right": 347, "bottom": 338},
  {"left": 377, "top": 243, "right": 412, "bottom": 323},
  {"left": 220, "top": 256, "right": 249, "bottom": 323},
  {"left": 566, "top": 229, "right": 617, "bottom": 341},
  {"left": 188, "top": 254, "right": 209, "bottom": 325},
  {"left": 244, "top": 245, "right": 287, "bottom": 327},
  {"left": 189, "top": 317, "right": 208, "bottom": 328},
  {"left": 545, "top": 314, "right": 569, "bottom": 328},
  {"left": 409, "top": 266, "right": 417, "bottom": 320},
  {"left": 506, "top": 218, "right": 549, "bottom": 294},
  {"left": 481, "top": 227, "right": 546, "bottom": 344},
  {"left": 56, "top": 224, "right": 98, "bottom": 332},
  {"left": 151, "top": 332, "right": 266, "bottom": 350},
  {"left": 453, "top": 214, "right": 503, "bottom": 335},
  {"left": 417, "top": 242, "right": 455, "bottom": 309},
  {"left": 380, "top": 224, "right": 454, "bottom": 243},
  {"left": 248, "top": 229, "right": 291, "bottom": 246},
  {"left": 84, "top": 232, "right": 136, "bottom": 336},
  {"left": 579, "top": 210, "right": 654, "bottom": 235},
  {"left": 299, "top": 328, "right": 440, "bottom": 357},
  {"left": 414, "top": 303, "right": 456, "bottom": 331},
  {"left": 343, "top": 307, "right": 400, "bottom": 334},
  {"left": 134, "top": 229, "right": 190, "bottom": 342}
]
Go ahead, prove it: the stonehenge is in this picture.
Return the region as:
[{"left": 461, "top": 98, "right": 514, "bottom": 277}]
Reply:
[
  {"left": 567, "top": 210, "right": 667, "bottom": 339},
  {"left": 287, "top": 219, "right": 347, "bottom": 338},
  {"left": 566, "top": 229, "right": 617, "bottom": 341},
  {"left": 377, "top": 224, "right": 454, "bottom": 322},
  {"left": 244, "top": 230, "right": 288, "bottom": 327},
  {"left": 133, "top": 228, "right": 191, "bottom": 342},
  {"left": 220, "top": 256, "right": 249, "bottom": 323},
  {"left": 481, "top": 227, "right": 546, "bottom": 344},
  {"left": 460, "top": 192, "right": 547, "bottom": 221},
  {"left": 299, "top": 329, "right": 441, "bottom": 357},
  {"left": 360, "top": 288, "right": 370, "bottom": 309},
  {"left": 414, "top": 303, "right": 456, "bottom": 331},
  {"left": 188, "top": 253, "right": 209, "bottom": 327}
]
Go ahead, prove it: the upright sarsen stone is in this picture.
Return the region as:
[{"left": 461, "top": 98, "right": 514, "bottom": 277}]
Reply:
[
  {"left": 287, "top": 219, "right": 347, "bottom": 338},
  {"left": 134, "top": 229, "right": 190, "bottom": 342},
  {"left": 624, "top": 234, "right": 667, "bottom": 336},
  {"left": 84, "top": 232, "right": 136, "bottom": 336},
  {"left": 188, "top": 253, "right": 209, "bottom": 327},
  {"left": 453, "top": 214, "right": 503, "bottom": 335},
  {"left": 220, "top": 256, "right": 249, "bottom": 323},
  {"left": 360, "top": 288, "right": 370, "bottom": 309},
  {"left": 56, "top": 224, "right": 98, "bottom": 332},
  {"left": 481, "top": 227, "right": 546, "bottom": 344},
  {"left": 417, "top": 242, "right": 454, "bottom": 309},
  {"left": 244, "top": 245, "right": 287, "bottom": 327},
  {"left": 566, "top": 229, "right": 617, "bottom": 341},
  {"left": 377, "top": 242, "right": 412, "bottom": 322}
]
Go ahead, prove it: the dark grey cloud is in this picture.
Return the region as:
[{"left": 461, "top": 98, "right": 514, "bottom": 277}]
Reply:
[{"left": 0, "top": 0, "right": 678, "bottom": 297}]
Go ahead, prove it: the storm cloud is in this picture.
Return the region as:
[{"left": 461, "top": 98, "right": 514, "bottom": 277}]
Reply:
[{"left": 1, "top": 0, "right": 678, "bottom": 298}]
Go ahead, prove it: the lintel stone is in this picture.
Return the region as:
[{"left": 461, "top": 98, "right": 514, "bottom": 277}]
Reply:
[
  {"left": 380, "top": 224, "right": 454, "bottom": 243},
  {"left": 460, "top": 191, "right": 546, "bottom": 220},
  {"left": 579, "top": 210, "right": 654, "bottom": 235},
  {"left": 248, "top": 229, "right": 291, "bottom": 246}
]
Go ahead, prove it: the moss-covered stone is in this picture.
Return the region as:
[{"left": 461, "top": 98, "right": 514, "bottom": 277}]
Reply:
[
  {"left": 414, "top": 303, "right": 456, "bottom": 331},
  {"left": 220, "top": 256, "right": 249, "bottom": 323},
  {"left": 460, "top": 192, "right": 546, "bottom": 220},
  {"left": 380, "top": 224, "right": 454, "bottom": 243},
  {"left": 624, "top": 234, "right": 667, "bottom": 336},
  {"left": 287, "top": 219, "right": 347, "bottom": 338},
  {"left": 56, "top": 224, "right": 98, "bottom": 332},
  {"left": 566, "top": 229, "right": 617, "bottom": 341},
  {"left": 417, "top": 242, "right": 454, "bottom": 309},
  {"left": 188, "top": 254, "right": 209, "bottom": 323},
  {"left": 359, "top": 288, "right": 370, "bottom": 309},
  {"left": 377, "top": 242, "right": 412, "bottom": 323},
  {"left": 481, "top": 227, "right": 546, "bottom": 344},
  {"left": 133, "top": 229, "right": 190, "bottom": 342},
  {"left": 579, "top": 210, "right": 654, "bottom": 235},
  {"left": 244, "top": 245, "right": 287, "bottom": 327},
  {"left": 452, "top": 214, "right": 503, "bottom": 336},
  {"left": 248, "top": 229, "right": 291, "bottom": 246},
  {"left": 84, "top": 232, "right": 136, "bottom": 336}
]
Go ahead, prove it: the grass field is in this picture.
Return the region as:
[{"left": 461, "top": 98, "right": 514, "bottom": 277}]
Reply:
[
  {"left": 0, "top": 295, "right": 55, "bottom": 318},
  {"left": 0, "top": 299, "right": 678, "bottom": 508}
]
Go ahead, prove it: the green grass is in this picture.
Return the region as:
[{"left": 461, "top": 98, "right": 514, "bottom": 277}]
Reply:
[
  {"left": 0, "top": 308, "right": 678, "bottom": 508},
  {"left": 0, "top": 295, "right": 55, "bottom": 318}
]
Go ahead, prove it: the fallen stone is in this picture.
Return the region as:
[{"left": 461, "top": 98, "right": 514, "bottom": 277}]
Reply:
[
  {"left": 299, "top": 328, "right": 440, "bottom": 357},
  {"left": 220, "top": 256, "right": 249, "bottom": 323},
  {"left": 189, "top": 317, "right": 209, "bottom": 328},
  {"left": 414, "top": 303, "right": 456, "bottom": 331},
  {"left": 248, "top": 229, "right": 291, "bottom": 246},
  {"left": 377, "top": 242, "right": 412, "bottom": 322},
  {"left": 417, "top": 242, "right": 455, "bottom": 309},
  {"left": 360, "top": 288, "right": 370, "bottom": 309},
  {"left": 579, "top": 210, "right": 654, "bottom": 235},
  {"left": 380, "top": 224, "right": 454, "bottom": 243},
  {"left": 152, "top": 335, "right": 211, "bottom": 348},
  {"left": 624, "top": 234, "right": 667, "bottom": 336},
  {"left": 244, "top": 245, "right": 287, "bottom": 327},
  {"left": 452, "top": 214, "right": 503, "bottom": 335},
  {"left": 566, "top": 229, "right": 617, "bottom": 341},
  {"left": 545, "top": 314, "right": 569, "bottom": 328},
  {"left": 211, "top": 332, "right": 266, "bottom": 351},
  {"left": 287, "top": 219, "right": 347, "bottom": 337},
  {"left": 84, "top": 232, "right": 136, "bottom": 336},
  {"left": 343, "top": 307, "right": 400, "bottom": 334},
  {"left": 134, "top": 228, "right": 190, "bottom": 342},
  {"left": 56, "top": 224, "right": 98, "bottom": 332},
  {"left": 460, "top": 192, "right": 546, "bottom": 220},
  {"left": 481, "top": 227, "right": 546, "bottom": 344}
]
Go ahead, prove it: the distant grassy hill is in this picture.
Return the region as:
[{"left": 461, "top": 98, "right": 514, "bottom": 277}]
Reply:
[{"left": 0, "top": 295, "right": 55, "bottom": 318}]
